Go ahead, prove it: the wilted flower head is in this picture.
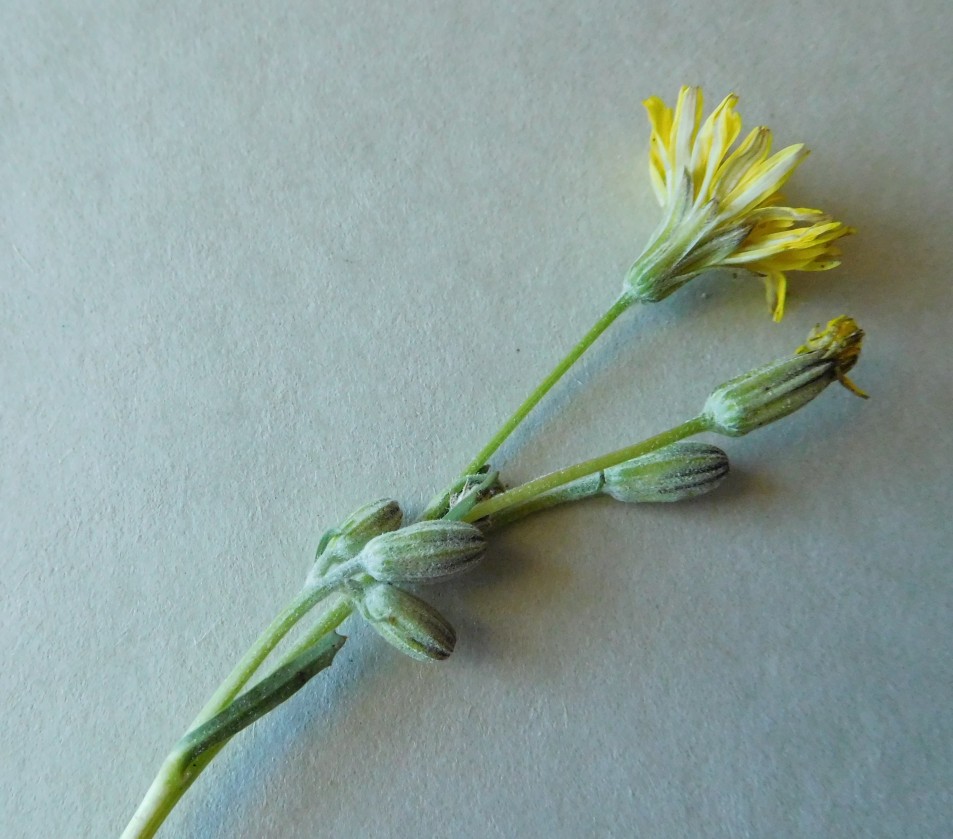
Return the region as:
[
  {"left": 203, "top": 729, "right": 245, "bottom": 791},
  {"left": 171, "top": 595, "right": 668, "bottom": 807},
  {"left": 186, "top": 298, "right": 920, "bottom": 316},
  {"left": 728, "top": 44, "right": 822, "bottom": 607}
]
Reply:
[
  {"left": 703, "top": 315, "right": 866, "bottom": 436},
  {"left": 796, "top": 314, "right": 867, "bottom": 397},
  {"left": 625, "top": 86, "right": 853, "bottom": 320}
]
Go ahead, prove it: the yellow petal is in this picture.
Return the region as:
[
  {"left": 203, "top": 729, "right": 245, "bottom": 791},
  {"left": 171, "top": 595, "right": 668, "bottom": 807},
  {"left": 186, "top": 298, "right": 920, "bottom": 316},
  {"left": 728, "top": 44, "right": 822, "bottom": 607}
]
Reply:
[
  {"left": 693, "top": 94, "right": 742, "bottom": 201},
  {"left": 746, "top": 205, "right": 829, "bottom": 225},
  {"left": 671, "top": 86, "right": 703, "bottom": 176},
  {"left": 760, "top": 271, "right": 788, "bottom": 321},
  {"left": 643, "top": 96, "right": 673, "bottom": 148},
  {"left": 712, "top": 127, "right": 772, "bottom": 202},
  {"left": 721, "top": 144, "right": 809, "bottom": 220}
]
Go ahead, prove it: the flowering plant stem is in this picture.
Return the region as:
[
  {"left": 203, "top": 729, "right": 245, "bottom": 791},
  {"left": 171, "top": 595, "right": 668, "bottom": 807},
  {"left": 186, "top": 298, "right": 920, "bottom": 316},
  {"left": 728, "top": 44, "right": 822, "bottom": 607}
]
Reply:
[
  {"left": 120, "top": 292, "right": 715, "bottom": 839},
  {"left": 423, "top": 291, "right": 635, "bottom": 518},
  {"left": 119, "top": 313, "right": 865, "bottom": 839},
  {"left": 120, "top": 85, "right": 865, "bottom": 839}
]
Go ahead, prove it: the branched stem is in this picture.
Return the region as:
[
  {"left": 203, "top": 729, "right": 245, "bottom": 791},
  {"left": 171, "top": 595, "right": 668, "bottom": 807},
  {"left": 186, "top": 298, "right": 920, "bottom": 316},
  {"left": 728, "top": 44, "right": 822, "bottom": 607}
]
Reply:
[
  {"left": 464, "top": 416, "right": 712, "bottom": 521},
  {"left": 120, "top": 275, "right": 686, "bottom": 839},
  {"left": 188, "top": 578, "right": 339, "bottom": 730},
  {"left": 422, "top": 292, "right": 634, "bottom": 518}
]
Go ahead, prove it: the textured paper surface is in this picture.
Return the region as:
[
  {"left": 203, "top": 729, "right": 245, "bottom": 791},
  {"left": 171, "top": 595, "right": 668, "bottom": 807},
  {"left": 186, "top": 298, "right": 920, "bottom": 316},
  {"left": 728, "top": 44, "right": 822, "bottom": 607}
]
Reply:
[{"left": 2, "top": 2, "right": 951, "bottom": 837}]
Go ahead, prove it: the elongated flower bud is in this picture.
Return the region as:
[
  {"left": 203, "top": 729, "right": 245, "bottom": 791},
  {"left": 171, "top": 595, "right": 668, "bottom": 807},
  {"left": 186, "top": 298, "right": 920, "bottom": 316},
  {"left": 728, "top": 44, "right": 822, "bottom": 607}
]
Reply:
[
  {"left": 603, "top": 442, "right": 729, "bottom": 502},
  {"left": 351, "top": 581, "right": 456, "bottom": 662},
  {"left": 358, "top": 520, "right": 485, "bottom": 583},
  {"left": 703, "top": 315, "right": 866, "bottom": 437}
]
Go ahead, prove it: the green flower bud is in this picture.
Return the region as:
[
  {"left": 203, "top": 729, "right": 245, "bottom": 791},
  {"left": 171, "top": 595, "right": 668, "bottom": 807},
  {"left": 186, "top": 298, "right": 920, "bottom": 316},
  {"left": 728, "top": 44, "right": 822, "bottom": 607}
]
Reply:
[
  {"left": 702, "top": 315, "right": 866, "bottom": 437},
  {"left": 310, "top": 499, "right": 403, "bottom": 580},
  {"left": 351, "top": 581, "right": 456, "bottom": 662},
  {"left": 358, "top": 520, "right": 485, "bottom": 583},
  {"left": 603, "top": 442, "right": 729, "bottom": 502},
  {"left": 332, "top": 498, "right": 403, "bottom": 553}
]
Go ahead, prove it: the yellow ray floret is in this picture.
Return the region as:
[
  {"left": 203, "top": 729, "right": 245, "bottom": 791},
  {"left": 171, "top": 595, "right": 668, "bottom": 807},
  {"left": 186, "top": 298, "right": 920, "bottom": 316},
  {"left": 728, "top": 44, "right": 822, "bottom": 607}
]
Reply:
[{"left": 640, "top": 86, "right": 853, "bottom": 320}]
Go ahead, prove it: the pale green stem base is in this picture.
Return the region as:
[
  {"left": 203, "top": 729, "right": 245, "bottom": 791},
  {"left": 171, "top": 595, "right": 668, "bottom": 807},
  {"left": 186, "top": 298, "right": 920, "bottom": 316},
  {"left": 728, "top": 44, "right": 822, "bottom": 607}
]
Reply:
[
  {"left": 122, "top": 583, "right": 354, "bottom": 839},
  {"left": 120, "top": 630, "right": 347, "bottom": 839}
]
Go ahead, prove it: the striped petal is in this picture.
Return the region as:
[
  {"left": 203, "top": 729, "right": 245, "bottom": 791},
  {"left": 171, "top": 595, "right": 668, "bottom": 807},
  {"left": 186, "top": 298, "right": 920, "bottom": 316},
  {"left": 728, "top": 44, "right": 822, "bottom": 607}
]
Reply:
[{"left": 720, "top": 144, "right": 809, "bottom": 221}]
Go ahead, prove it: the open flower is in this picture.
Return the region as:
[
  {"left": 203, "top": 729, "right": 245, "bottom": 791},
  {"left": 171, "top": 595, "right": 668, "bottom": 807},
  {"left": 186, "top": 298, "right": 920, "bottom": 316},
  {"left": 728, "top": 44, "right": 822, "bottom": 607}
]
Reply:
[{"left": 625, "top": 86, "right": 853, "bottom": 320}]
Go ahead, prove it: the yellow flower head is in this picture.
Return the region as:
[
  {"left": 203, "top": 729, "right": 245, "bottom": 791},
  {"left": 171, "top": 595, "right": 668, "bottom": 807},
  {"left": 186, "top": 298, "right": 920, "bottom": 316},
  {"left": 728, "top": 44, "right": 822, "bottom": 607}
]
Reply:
[{"left": 626, "top": 86, "right": 853, "bottom": 320}]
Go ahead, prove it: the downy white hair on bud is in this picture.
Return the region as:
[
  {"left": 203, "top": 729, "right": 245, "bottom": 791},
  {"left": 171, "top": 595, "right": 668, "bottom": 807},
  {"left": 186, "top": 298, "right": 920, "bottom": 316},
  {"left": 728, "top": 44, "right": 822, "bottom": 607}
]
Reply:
[
  {"left": 309, "top": 498, "right": 404, "bottom": 581},
  {"left": 358, "top": 520, "right": 485, "bottom": 583}
]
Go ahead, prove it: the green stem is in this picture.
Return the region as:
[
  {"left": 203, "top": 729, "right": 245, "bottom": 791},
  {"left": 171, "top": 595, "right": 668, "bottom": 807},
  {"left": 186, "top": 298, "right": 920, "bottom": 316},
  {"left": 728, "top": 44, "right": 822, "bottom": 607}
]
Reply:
[
  {"left": 274, "top": 594, "right": 353, "bottom": 668},
  {"left": 488, "top": 472, "right": 605, "bottom": 527},
  {"left": 121, "top": 568, "right": 358, "bottom": 839},
  {"left": 422, "top": 292, "right": 635, "bottom": 518},
  {"left": 464, "top": 291, "right": 633, "bottom": 471},
  {"left": 464, "top": 416, "right": 711, "bottom": 521},
  {"left": 120, "top": 634, "right": 346, "bottom": 839},
  {"left": 188, "top": 583, "right": 331, "bottom": 731}
]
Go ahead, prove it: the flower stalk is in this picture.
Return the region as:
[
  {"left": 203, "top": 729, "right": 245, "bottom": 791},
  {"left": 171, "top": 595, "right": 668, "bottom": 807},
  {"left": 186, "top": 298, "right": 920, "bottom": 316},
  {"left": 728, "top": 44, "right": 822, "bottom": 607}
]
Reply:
[{"left": 120, "top": 86, "right": 866, "bottom": 839}]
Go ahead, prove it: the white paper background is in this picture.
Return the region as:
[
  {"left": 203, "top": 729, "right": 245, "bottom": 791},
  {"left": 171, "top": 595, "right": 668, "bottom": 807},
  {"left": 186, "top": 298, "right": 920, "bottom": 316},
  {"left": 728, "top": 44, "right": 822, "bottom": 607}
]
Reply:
[{"left": 2, "top": 2, "right": 951, "bottom": 837}]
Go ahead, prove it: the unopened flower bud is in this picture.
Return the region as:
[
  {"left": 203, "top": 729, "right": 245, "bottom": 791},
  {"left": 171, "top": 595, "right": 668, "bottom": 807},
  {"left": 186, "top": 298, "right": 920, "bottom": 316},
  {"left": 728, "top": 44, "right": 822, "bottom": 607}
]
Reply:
[
  {"left": 351, "top": 581, "right": 456, "bottom": 662},
  {"left": 359, "top": 520, "right": 485, "bottom": 583},
  {"left": 310, "top": 499, "right": 404, "bottom": 581},
  {"left": 332, "top": 498, "right": 403, "bottom": 552},
  {"left": 603, "top": 442, "right": 729, "bottom": 502},
  {"left": 702, "top": 315, "right": 866, "bottom": 437}
]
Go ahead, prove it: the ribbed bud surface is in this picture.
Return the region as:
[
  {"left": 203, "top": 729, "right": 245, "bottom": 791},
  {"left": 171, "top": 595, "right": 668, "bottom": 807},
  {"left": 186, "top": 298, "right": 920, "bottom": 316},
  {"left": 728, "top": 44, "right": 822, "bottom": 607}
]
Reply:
[
  {"left": 359, "top": 520, "right": 485, "bottom": 583},
  {"left": 603, "top": 442, "right": 729, "bottom": 502},
  {"left": 354, "top": 582, "right": 456, "bottom": 662}
]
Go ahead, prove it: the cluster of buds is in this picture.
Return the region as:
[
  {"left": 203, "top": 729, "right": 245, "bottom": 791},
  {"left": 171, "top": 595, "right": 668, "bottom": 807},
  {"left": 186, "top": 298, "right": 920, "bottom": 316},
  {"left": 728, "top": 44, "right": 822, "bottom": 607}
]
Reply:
[
  {"left": 310, "top": 505, "right": 486, "bottom": 662},
  {"left": 348, "top": 521, "right": 485, "bottom": 661}
]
